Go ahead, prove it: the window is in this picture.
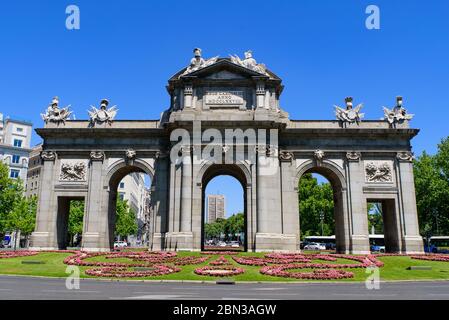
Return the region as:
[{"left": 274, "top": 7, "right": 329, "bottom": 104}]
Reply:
[
  {"left": 12, "top": 155, "right": 20, "bottom": 164},
  {"left": 10, "top": 169, "right": 20, "bottom": 179},
  {"left": 119, "top": 182, "right": 125, "bottom": 189},
  {"left": 13, "top": 139, "right": 22, "bottom": 147},
  {"left": 119, "top": 192, "right": 125, "bottom": 200},
  {"left": 16, "top": 127, "right": 23, "bottom": 133}
]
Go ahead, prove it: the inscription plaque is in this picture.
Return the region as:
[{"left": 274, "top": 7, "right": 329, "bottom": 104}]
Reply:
[{"left": 205, "top": 90, "right": 244, "bottom": 106}]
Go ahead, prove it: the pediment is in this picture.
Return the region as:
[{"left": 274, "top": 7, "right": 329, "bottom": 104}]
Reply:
[{"left": 170, "top": 58, "right": 279, "bottom": 82}]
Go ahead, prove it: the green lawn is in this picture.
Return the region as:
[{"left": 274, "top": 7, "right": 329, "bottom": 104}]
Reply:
[{"left": 1, "top": 251, "right": 449, "bottom": 282}]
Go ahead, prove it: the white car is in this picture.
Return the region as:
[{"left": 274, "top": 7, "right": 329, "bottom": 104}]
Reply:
[
  {"left": 304, "top": 242, "right": 326, "bottom": 250},
  {"left": 229, "top": 241, "right": 240, "bottom": 248},
  {"left": 218, "top": 241, "right": 227, "bottom": 247},
  {"left": 114, "top": 241, "right": 128, "bottom": 248}
]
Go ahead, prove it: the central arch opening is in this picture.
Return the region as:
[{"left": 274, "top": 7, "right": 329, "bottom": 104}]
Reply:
[
  {"left": 201, "top": 164, "right": 247, "bottom": 252},
  {"left": 108, "top": 163, "right": 153, "bottom": 250}
]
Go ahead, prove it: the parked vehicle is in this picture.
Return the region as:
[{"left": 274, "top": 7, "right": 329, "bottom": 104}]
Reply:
[
  {"left": 229, "top": 241, "right": 240, "bottom": 248},
  {"left": 304, "top": 236, "right": 335, "bottom": 251},
  {"left": 304, "top": 242, "right": 326, "bottom": 250},
  {"left": 424, "top": 236, "right": 449, "bottom": 254},
  {"left": 217, "top": 241, "right": 227, "bottom": 247},
  {"left": 369, "top": 235, "right": 385, "bottom": 253},
  {"left": 114, "top": 241, "right": 128, "bottom": 248}
]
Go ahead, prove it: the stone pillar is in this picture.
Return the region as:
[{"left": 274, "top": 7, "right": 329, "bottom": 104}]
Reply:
[
  {"left": 166, "top": 145, "right": 194, "bottom": 250},
  {"left": 255, "top": 145, "right": 291, "bottom": 251},
  {"left": 256, "top": 81, "right": 266, "bottom": 109},
  {"left": 279, "top": 151, "right": 300, "bottom": 251},
  {"left": 30, "top": 151, "right": 58, "bottom": 250},
  {"left": 82, "top": 151, "right": 110, "bottom": 252},
  {"left": 396, "top": 152, "right": 424, "bottom": 253},
  {"left": 183, "top": 84, "right": 193, "bottom": 109},
  {"left": 346, "top": 152, "right": 370, "bottom": 254},
  {"left": 150, "top": 152, "right": 169, "bottom": 250}
]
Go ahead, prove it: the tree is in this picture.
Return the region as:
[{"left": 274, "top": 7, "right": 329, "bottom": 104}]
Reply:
[
  {"left": 4, "top": 196, "right": 36, "bottom": 249},
  {"left": 68, "top": 200, "right": 84, "bottom": 246},
  {"left": 0, "top": 162, "right": 24, "bottom": 233},
  {"left": 298, "top": 173, "right": 334, "bottom": 239},
  {"left": 414, "top": 137, "right": 449, "bottom": 236},
  {"left": 115, "top": 198, "right": 138, "bottom": 240},
  {"left": 367, "top": 202, "right": 384, "bottom": 234},
  {"left": 225, "top": 213, "right": 244, "bottom": 241}
]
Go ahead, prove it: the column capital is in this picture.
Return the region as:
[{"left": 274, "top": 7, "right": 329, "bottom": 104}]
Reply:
[
  {"left": 346, "top": 151, "right": 361, "bottom": 162},
  {"left": 279, "top": 151, "right": 294, "bottom": 162},
  {"left": 90, "top": 151, "right": 105, "bottom": 161},
  {"left": 396, "top": 151, "right": 414, "bottom": 163},
  {"left": 40, "top": 150, "right": 56, "bottom": 162}
]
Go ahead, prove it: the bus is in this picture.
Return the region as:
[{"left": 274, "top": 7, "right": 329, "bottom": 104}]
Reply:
[
  {"left": 369, "top": 234, "right": 385, "bottom": 252},
  {"left": 424, "top": 236, "right": 449, "bottom": 253}
]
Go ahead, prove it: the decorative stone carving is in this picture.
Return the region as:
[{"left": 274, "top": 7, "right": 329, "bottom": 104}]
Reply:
[
  {"left": 346, "top": 151, "right": 361, "bottom": 162},
  {"left": 397, "top": 151, "right": 414, "bottom": 162},
  {"left": 222, "top": 145, "right": 230, "bottom": 154},
  {"left": 229, "top": 50, "right": 268, "bottom": 75},
  {"left": 365, "top": 161, "right": 393, "bottom": 182},
  {"left": 60, "top": 162, "right": 87, "bottom": 181},
  {"left": 90, "top": 151, "right": 105, "bottom": 161},
  {"left": 334, "top": 97, "right": 364, "bottom": 124},
  {"left": 41, "top": 151, "right": 57, "bottom": 161},
  {"left": 182, "top": 48, "right": 219, "bottom": 76},
  {"left": 88, "top": 99, "right": 118, "bottom": 126},
  {"left": 41, "top": 96, "right": 72, "bottom": 125},
  {"left": 383, "top": 96, "right": 414, "bottom": 125},
  {"left": 266, "top": 145, "right": 278, "bottom": 157},
  {"left": 314, "top": 150, "right": 325, "bottom": 163},
  {"left": 279, "top": 151, "right": 294, "bottom": 162},
  {"left": 125, "top": 149, "right": 137, "bottom": 160}
]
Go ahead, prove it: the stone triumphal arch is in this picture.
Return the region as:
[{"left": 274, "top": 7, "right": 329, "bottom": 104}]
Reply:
[{"left": 30, "top": 49, "right": 424, "bottom": 253}]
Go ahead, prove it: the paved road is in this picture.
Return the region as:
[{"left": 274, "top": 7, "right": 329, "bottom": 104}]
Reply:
[{"left": 0, "top": 276, "right": 449, "bottom": 300}]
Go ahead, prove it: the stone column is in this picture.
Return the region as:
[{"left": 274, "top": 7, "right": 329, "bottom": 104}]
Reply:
[
  {"left": 180, "top": 146, "right": 192, "bottom": 232},
  {"left": 30, "top": 151, "right": 58, "bottom": 250},
  {"left": 346, "top": 152, "right": 370, "bottom": 254},
  {"left": 256, "top": 81, "right": 266, "bottom": 109},
  {"left": 82, "top": 151, "right": 110, "bottom": 252},
  {"left": 396, "top": 152, "right": 424, "bottom": 253},
  {"left": 279, "top": 151, "right": 300, "bottom": 251},
  {"left": 183, "top": 84, "right": 193, "bottom": 109},
  {"left": 255, "top": 145, "right": 288, "bottom": 251}
]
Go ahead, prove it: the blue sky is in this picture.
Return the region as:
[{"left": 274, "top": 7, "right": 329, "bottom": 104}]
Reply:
[{"left": 1, "top": 1, "right": 448, "bottom": 217}]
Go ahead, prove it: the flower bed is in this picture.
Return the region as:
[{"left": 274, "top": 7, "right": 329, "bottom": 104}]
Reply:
[
  {"left": 409, "top": 254, "right": 449, "bottom": 262},
  {"left": 85, "top": 265, "right": 181, "bottom": 278},
  {"left": 0, "top": 251, "right": 39, "bottom": 259},
  {"left": 201, "top": 251, "right": 239, "bottom": 255},
  {"left": 209, "top": 256, "right": 232, "bottom": 266},
  {"left": 260, "top": 265, "right": 354, "bottom": 280},
  {"left": 194, "top": 266, "right": 245, "bottom": 277}
]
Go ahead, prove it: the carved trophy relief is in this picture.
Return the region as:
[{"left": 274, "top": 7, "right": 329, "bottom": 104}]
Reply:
[
  {"left": 365, "top": 161, "right": 393, "bottom": 183},
  {"left": 60, "top": 161, "right": 87, "bottom": 181}
]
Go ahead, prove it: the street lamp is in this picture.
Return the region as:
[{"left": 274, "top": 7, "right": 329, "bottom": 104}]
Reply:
[{"left": 320, "top": 211, "right": 324, "bottom": 236}]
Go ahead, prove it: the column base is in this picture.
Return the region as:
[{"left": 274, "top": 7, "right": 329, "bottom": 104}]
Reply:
[
  {"left": 402, "top": 235, "right": 424, "bottom": 254},
  {"left": 255, "top": 233, "right": 298, "bottom": 252},
  {"left": 150, "top": 233, "right": 165, "bottom": 251},
  {"left": 81, "top": 232, "right": 111, "bottom": 252},
  {"left": 165, "top": 232, "right": 195, "bottom": 251},
  {"left": 29, "top": 232, "right": 57, "bottom": 250},
  {"left": 350, "top": 234, "right": 371, "bottom": 254}
]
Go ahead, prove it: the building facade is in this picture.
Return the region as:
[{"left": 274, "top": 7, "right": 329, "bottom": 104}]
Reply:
[
  {"left": 207, "top": 194, "right": 225, "bottom": 223},
  {"left": 30, "top": 50, "right": 424, "bottom": 254},
  {"left": 0, "top": 113, "right": 32, "bottom": 183},
  {"left": 26, "top": 144, "right": 43, "bottom": 198}
]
